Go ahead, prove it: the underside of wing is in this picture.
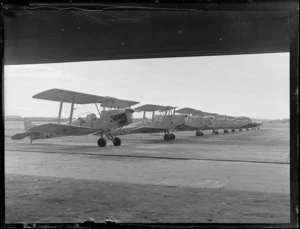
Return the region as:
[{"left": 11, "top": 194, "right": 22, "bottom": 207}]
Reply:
[
  {"left": 11, "top": 132, "right": 32, "bottom": 140},
  {"left": 100, "top": 98, "right": 139, "bottom": 109},
  {"left": 33, "top": 88, "right": 106, "bottom": 104},
  {"left": 176, "top": 107, "right": 198, "bottom": 114},
  {"left": 134, "top": 104, "right": 175, "bottom": 112},
  {"left": 128, "top": 126, "right": 167, "bottom": 134},
  {"left": 33, "top": 88, "right": 139, "bottom": 108},
  {"left": 27, "top": 123, "right": 99, "bottom": 136},
  {"left": 175, "top": 124, "right": 198, "bottom": 131}
]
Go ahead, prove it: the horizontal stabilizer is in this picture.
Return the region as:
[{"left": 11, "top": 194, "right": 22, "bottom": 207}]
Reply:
[
  {"left": 27, "top": 123, "right": 99, "bottom": 136},
  {"left": 11, "top": 132, "right": 31, "bottom": 140}
]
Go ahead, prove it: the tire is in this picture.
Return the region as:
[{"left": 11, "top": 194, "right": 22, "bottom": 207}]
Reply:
[
  {"left": 164, "top": 134, "right": 170, "bottom": 141},
  {"left": 113, "top": 137, "right": 121, "bottom": 146},
  {"left": 215, "top": 131, "right": 219, "bottom": 134},
  {"left": 97, "top": 138, "right": 107, "bottom": 147},
  {"left": 196, "top": 132, "right": 200, "bottom": 136},
  {"left": 239, "top": 129, "right": 242, "bottom": 132},
  {"left": 170, "top": 133, "right": 175, "bottom": 140},
  {"left": 224, "top": 129, "right": 228, "bottom": 133},
  {"left": 200, "top": 132, "right": 204, "bottom": 136},
  {"left": 231, "top": 129, "right": 235, "bottom": 132}
]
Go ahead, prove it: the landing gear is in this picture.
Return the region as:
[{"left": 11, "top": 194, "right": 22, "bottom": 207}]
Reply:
[
  {"left": 196, "top": 131, "right": 204, "bottom": 136},
  {"left": 97, "top": 132, "right": 122, "bottom": 147},
  {"left": 224, "top": 129, "right": 229, "bottom": 133},
  {"left": 113, "top": 137, "right": 121, "bottom": 146},
  {"left": 231, "top": 129, "right": 235, "bottom": 132},
  {"left": 164, "top": 134, "right": 170, "bottom": 141},
  {"left": 163, "top": 131, "right": 175, "bottom": 141},
  {"left": 239, "top": 129, "right": 242, "bottom": 132},
  {"left": 97, "top": 138, "right": 107, "bottom": 147},
  {"left": 170, "top": 133, "right": 175, "bottom": 140}
]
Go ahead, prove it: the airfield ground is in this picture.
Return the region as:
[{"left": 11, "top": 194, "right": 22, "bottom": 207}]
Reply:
[{"left": 5, "top": 122, "right": 290, "bottom": 223}]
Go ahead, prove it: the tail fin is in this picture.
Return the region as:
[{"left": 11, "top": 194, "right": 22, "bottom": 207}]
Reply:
[{"left": 24, "top": 118, "right": 34, "bottom": 131}]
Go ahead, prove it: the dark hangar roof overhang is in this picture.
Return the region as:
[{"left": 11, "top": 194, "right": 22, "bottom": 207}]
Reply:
[{"left": 3, "top": 2, "right": 293, "bottom": 65}]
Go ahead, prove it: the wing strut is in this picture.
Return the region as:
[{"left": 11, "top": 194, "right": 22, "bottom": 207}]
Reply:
[
  {"left": 142, "top": 111, "right": 146, "bottom": 125},
  {"left": 69, "top": 94, "right": 75, "bottom": 125},
  {"left": 151, "top": 111, "right": 155, "bottom": 126},
  {"left": 58, "top": 101, "right": 63, "bottom": 123},
  {"left": 95, "top": 103, "right": 101, "bottom": 117}
]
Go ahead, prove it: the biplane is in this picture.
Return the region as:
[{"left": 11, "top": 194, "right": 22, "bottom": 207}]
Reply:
[
  {"left": 11, "top": 88, "right": 139, "bottom": 147},
  {"left": 175, "top": 107, "right": 207, "bottom": 136},
  {"left": 126, "top": 104, "right": 186, "bottom": 141},
  {"left": 175, "top": 108, "right": 231, "bottom": 135}
]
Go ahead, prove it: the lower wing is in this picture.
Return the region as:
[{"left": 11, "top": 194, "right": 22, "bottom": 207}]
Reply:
[
  {"left": 27, "top": 123, "right": 99, "bottom": 136},
  {"left": 127, "top": 126, "right": 168, "bottom": 134}
]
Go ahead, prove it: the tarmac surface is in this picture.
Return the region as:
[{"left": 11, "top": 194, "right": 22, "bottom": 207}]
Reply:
[{"left": 5, "top": 122, "right": 290, "bottom": 223}]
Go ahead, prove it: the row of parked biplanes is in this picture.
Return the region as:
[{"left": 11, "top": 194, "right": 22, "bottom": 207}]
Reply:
[{"left": 12, "top": 89, "right": 262, "bottom": 147}]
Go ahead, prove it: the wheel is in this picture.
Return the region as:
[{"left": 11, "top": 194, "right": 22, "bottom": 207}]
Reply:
[
  {"left": 97, "top": 138, "right": 107, "bottom": 147},
  {"left": 113, "top": 137, "right": 121, "bottom": 146},
  {"left": 170, "top": 133, "right": 175, "bottom": 140},
  {"left": 164, "top": 134, "right": 170, "bottom": 141},
  {"left": 231, "top": 129, "right": 235, "bottom": 132},
  {"left": 246, "top": 128, "right": 249, "bottom": 131},
  {"left": 196, "top": 132, "right": 200, "bottom": 136},
  {"left": 224, "top": 129, "right": 228, "bottom": 133},
  {"left": 215, "top": 131, "right": 219, "bottom": 134},
  {"left": 239, "top": 129, "right": 242, "bottom": 132},
  {"left": 200, "top": 132, "right": 204, "bottom": 136}
]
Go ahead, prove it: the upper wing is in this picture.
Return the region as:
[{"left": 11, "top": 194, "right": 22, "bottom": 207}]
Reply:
[
  {"left": 33, "top": 88, "right": 139, "bottom": 108},
  {"left": 33, "top": 88, "right": 106, "bottom": 104},
  {"left": 100, "top": 98, "right": 139, "bottom": 109},
  {"left": 176, "top": 107, "right": 200, "bottom": 115},
  {"left": 27, "top": 123, "right": 99, "bottom": 136},
  {"left": 127, "top": 126, "right": 167, "bottom": 134},
  {"left": 134, "top": 104, "right": 176, "bottom": 112}
]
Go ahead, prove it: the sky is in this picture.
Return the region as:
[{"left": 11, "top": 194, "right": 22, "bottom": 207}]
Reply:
[{"left": 4, "top": 53, "right": 289, "bottom": 120}]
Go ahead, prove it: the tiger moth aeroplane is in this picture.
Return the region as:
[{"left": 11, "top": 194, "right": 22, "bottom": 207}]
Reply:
[
  {"left": 125, "top": 104, "right": 186, "bottom": 141},
  {"left": 175, "top": 108, "right": 256, "bottom": 136},
  {"left": 175, "top": 108, "right": 232, "bottom": 135},
  {"left": 11, "top": 88, "right": 139, "bottom": 147},
  {"left": 207, "top": 114, "right": 256, "bottom": 133},
  {"left": 175, "top": 107, "right": 211, "bottom": 136}
]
